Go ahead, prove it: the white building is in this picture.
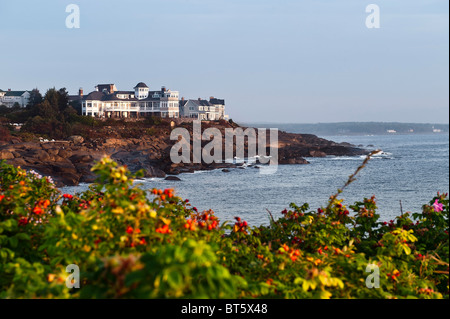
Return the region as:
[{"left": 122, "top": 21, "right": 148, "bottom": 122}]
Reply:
[
  {"left": 179, "top": 97, "right": 227, "bottom": 120},
  {"left": 0, "top": 89, "right": 30, "bottom": 107},
  {"left": 80, "top": 82, "right": 180, "bottom": 118}
]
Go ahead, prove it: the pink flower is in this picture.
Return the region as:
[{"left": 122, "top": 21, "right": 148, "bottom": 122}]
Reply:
[{"left": 432, "top": 199, "right": 443, "bottom": 212}]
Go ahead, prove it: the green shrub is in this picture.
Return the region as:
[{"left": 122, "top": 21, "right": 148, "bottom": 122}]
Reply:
[{"left": 0, "top": 158, "right": 448, "bottom": 299}]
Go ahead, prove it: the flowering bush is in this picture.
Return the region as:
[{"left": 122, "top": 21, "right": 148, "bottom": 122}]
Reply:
[{"left": 0, "top": 158, "right": 448, "bottom": 299}]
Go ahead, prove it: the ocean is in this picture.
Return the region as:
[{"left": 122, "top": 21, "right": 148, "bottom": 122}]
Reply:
[{"left": 62, "top": 133, "right": 449, "bottom": 227}]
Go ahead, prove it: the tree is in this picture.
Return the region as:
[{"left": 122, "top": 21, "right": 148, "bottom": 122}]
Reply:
[
  {"left": 27, "top": 88, "right": 43, "bottom": 109},
  {"left": 57, "top": 88, "right": 69, "bottom": 112},
  {"left": 0, "top": 105, "right": 11, "bottom": 116},
  {"left": 12, "top": 102, "right": 21, "bottom": 111},
  {"left": 36, "top": 100, "right": 58, "bottom": 120},
  {"left": 70, "top": 99, "right": 82, "bottom": 115}
]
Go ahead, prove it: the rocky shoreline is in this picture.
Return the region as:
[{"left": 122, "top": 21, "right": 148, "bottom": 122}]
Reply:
[{"left": 0, "top": 127, "right": 368, "bottom": 187}]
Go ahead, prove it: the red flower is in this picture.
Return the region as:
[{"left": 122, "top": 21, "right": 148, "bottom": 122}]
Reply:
[
  {"left": 126, "top": 226, "right": 134, "bottom": 234},
  {"left": 156, "top": 224, "right": 170, "bottom": 234},
  {"left": 18, "top": 217, "right": 28, "bottom": 226},
  {"left": 33, "top": 206, "right": 43, "bottom": 215}
]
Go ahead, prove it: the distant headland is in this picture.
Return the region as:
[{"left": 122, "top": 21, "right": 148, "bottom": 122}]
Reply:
[{"left": 241, "top": 122, "right": 449, "bottom": 136}]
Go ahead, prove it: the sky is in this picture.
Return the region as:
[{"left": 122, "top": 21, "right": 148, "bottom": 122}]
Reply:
[{"left": 0, "top": 0, "right": 448, "bottom": 123}]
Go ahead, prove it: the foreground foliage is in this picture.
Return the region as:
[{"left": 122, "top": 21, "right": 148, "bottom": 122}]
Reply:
[{"left": 0, "top": 158, "right": 448, "bottom": 299}]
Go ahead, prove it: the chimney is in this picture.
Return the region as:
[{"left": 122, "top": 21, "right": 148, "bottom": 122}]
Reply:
[
  {"left": 198, "top": 97, "right": 201, "bottom": 101},
  {"left": 210, "top": 96, "right": 214, "bottom": 100},
  {"left": 181, "top": 97, "right": 185, "bottom": 101},
  {"left": 79, "top": 88, "right": 83, "bottom": 97},
  {"left": 161, "top": 86, "right": 166, "bottom": 92}
]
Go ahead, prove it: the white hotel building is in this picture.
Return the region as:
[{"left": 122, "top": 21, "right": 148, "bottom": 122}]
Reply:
[
  {"left": 80, "top": 82, "right": 180, "bottom": 118},
  {"left": 76, "top": 82, "right": 226, "bottom": 120}
]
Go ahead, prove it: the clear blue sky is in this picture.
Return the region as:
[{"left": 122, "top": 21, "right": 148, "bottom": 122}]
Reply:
[{"left": 0, "top": 0, "right": 448, "bottom": 123}]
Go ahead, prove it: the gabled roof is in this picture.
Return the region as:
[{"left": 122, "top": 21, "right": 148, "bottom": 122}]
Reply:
[
  {"left": 83, "top": 91, "right": 141, "bottom": 102},
  {"left": 83, "top": 91, "right": 106, "bottom": 101},
  {"left": 68, "top": 95, "right": 83, "bottom": 101},
  {"left": 4, "top": 91, "right": 28, "bottom": 97},
  {"left": 189, "top": 99, "right": 212, "bottom": 107}
]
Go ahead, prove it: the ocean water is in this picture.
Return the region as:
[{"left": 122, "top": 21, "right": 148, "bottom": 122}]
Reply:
[{"left": 63, "top": 133, "right": 449, "bottom": 227}]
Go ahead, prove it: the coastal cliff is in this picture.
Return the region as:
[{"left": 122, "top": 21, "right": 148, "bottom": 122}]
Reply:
[{"left": 0, "top": 121, "right": 368, "bottom": 187}]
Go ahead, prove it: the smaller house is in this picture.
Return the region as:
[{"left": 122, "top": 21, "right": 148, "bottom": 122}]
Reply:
[
  {"left": 179, "top": 97, "right": 227, "bottom": 120},
  {"left": 0, "top": 89, "right": 30, "bottom": 107}
]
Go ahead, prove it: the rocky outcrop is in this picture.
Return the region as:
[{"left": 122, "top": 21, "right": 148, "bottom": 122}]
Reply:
[{"left": 1, "top": 125, "right": 368, "bottom": 187}]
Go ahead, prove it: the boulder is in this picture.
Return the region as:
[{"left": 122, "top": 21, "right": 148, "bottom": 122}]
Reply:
[
  {"left": 69, "top": 154, "right": 94, "bottom": 164},
  {"left": 25, "top": 149, "right": 51, "bottom": 162},
  {"left": 68, "top": 135, "right": 84, "bottom": 145},
  {"left": 58, "top": 149, "right": 73, "bottom": 158},
  {"left": 0, "top": 150, "right": 14, "bottom": 160}
]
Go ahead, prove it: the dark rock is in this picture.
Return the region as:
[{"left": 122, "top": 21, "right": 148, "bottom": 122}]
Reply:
[
  {"left": 69, "top": 154, "right": 94, "bottom": 164},
  {"left": 143, "top": 166, "right": 166, "bottom": 178},
  {"left": 280, "top": 157, "right": 310, "bottom": 165},
  {"left": 165, "top": 176, "right": 181, "bottom": 181},
  {"left": 25, "top": 149, "right": 51, "bottom": 162},
  {"left": 222, "top": 169, "right": 230, "bottom": 172}
]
